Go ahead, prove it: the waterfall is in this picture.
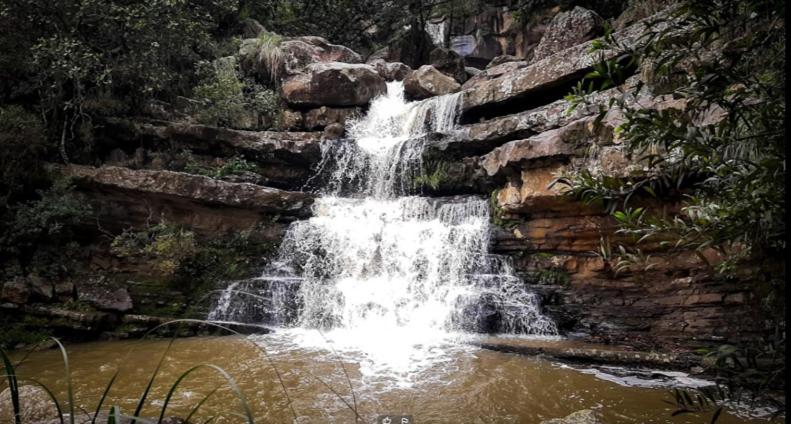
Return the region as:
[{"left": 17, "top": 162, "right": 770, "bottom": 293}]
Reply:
[{"left": 210, "top": 82, "right": 557, "bottom": 339}]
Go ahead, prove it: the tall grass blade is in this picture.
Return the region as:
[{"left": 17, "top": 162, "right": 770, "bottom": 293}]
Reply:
[
  {"left": 50, "top": 337, "right": 74, "bottom": 424},
  {"left": 184, "top": 386, "right": 219, "bottom": 423},
  {"left": 0, "top": 348, "right": 21, "bottom": 424},
  {"left": 135, "top": 319, "right": 298, "bottom": 420},
  {"left": 131, "top": 337, "right": 175, "bottom": 424},
  {"left": 304, "top": 369, "right": 366, "bottom": 423},
  {"left": 157, "top": 364, "right": 254, "bottom": 424},
  {"left": 92, "top": 370, "right": 119, "bottom": 424},
  {"left": 107, "top": 406, "right": 119, "bottom": 424},
  {"left": 317, "top": 329, "right": 359, "bottom": 422}
]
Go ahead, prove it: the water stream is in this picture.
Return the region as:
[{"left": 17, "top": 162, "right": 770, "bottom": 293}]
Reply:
[
  {"left": 15, "top": 83, "right": 778, "bottom": 424},
  {"left": 210, "top": 82, "right": 557, "bottom": 380}
]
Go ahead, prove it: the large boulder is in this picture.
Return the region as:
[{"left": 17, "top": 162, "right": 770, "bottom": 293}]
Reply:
[
  {"left": 78, "top": 280, "right": 133, "bottom": 313},
  {"left": 280, "top": 62, "right": 387, "bottom": 107},
  {"left": 403, "top": 65, "right": 461, "bottom": 100},
  {"left": 462, "top": 60, "right": 529, "bottom": 91},
  {"left": 429, "top": 47, "right": 467, "bottom": 83},
  {"left": 368, "top": 59, "right": 413, "bottom": 82},
  {"left": 531, "top": 6, "right": 605, "bottom": 63},
  {"left": 239, "top": 35, "right": 363, "bottom": 83}
]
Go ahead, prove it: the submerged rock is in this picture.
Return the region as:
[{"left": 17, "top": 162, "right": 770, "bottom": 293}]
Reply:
[
  {"left": 0, "top": 386, "right": 60, "bottom": 423},
  {"left": 280, "top": 62, "right": 386, "bottom": 107},
  {"left": 541, "top": 409, "right": 602, "bottom": 424},
  {"left": 403, "top": 65, "right": 461, "bottom": 100}
]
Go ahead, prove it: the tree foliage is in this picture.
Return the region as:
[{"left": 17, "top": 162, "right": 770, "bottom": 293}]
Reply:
[{"left": 557, "top": 0, "right": 785, "bottom": 273}]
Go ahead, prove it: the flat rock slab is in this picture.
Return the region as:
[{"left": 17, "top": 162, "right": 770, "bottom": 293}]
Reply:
[
  {"left": 470, "top": 337, "right": 701, "bottom": 369},
  {"left": 59, "top": 165, "right": 314, "bottom": 216},
  {"left": 102, "top": 118, "right": 324, "bottom": 165}
]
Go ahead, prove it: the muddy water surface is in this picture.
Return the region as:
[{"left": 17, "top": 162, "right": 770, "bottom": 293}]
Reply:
[{"left": 12, "top": 333, "right": 780, "bottom": 424}]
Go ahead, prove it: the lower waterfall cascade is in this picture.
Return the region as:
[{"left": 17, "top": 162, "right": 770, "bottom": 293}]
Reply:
[{"left": 210, "top": 81, "right": 558, "bottom": 375}]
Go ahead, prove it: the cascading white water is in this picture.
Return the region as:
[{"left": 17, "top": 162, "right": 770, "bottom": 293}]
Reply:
[{"left": 210, "top": 82, "right": 556, "bottom": 377}]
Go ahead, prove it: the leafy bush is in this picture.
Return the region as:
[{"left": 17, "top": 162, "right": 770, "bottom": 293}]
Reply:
[
  {"left": 111, "top": 223, "right": 198, "bottom": 276},
  {"left": 556, "top": 0, "right": 785, "bottom": 273},
  {"left": 180, "top": 152, "right": 259, "bottom": 179},
  {"left": 192, "top": 57, "right": 283, "bottom": 129},
  {"left": 193, "top": 57, "right": 248, "bottom": 127},
  {"left": 0, "top": 179, "right": 92, "bottom": 278},
  {"left": 1, "top": 0, "right": 238, "bottom": 160},
  {"left": 0, "top": 106, "right": 47, "bottom": 205}
]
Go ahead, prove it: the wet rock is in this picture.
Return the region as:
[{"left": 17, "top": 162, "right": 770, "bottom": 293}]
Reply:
[
  {"left": 280, "top": 62, "right": 386, "bottom": 107},
  {"left": 303, "top": 106, "right": 361, "bottom": 131},
  {"left": 323, "top": 123, "right": 345, "bottom": 140},
  {"left": 403, "top": 65, "right": 461, "bottom": 100},
  {"left": 532, "top": 7, "right": 605, "bottom": 63},
  {"left": 0, "top": 385, "right": 60, "bottom": 423},
  {"left": 79, "top": 282, "right": 133, "bottom": 312},
  {"left": 368, "top": 59, "right": 413, "bottom": 82},
  {"left": 540, "top": 409, "right": 602, "bottom": 424},
  {"left": 429, "top": 47, "right": 467, "bottom": 83},
  {"left": 457, "top": 294, "right": 502, "bottom": 333}
]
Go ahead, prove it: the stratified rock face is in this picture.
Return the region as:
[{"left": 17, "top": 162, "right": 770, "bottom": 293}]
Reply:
[
  {"left": 239, "top": 35, "right": 362, "bottom": 82},
  {"left": 280, "top": 62, "right": 387, "bottom": 107},
  {"left": 532, "top": 7, "right": 605, "bottom": 63},
  {"left": 429, "top": 47, "right": 467, "bottom": 83},
  {"left": 368, "top": 59, "right": 413, "bottom": 81},
  {"left": 480, "top": 118, "right": 593, "bottom": 178},
  {"left": 403, "top": 65, "right": 461, "bottom": 100}
]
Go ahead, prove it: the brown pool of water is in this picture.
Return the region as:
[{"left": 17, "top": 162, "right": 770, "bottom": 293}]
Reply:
[{"left": 10, "top": 333, "right": 780, "bottom": 424}]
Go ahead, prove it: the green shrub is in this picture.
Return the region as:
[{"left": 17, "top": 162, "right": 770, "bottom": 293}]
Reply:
[
  {"left": 111, "top": 222, "right": 198, "bottom": 276},
  {"left": 193, "top": 57, "right": 247, "bottom": 127},
  {"left": 0, "top": 179, "right": 91, "bottom": 278},
  {"left": 0, "top": 106, "right": 47, "bottom": 204},
  {"left": 180, "top": 151, "right": 258, "bottom": 179}
]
